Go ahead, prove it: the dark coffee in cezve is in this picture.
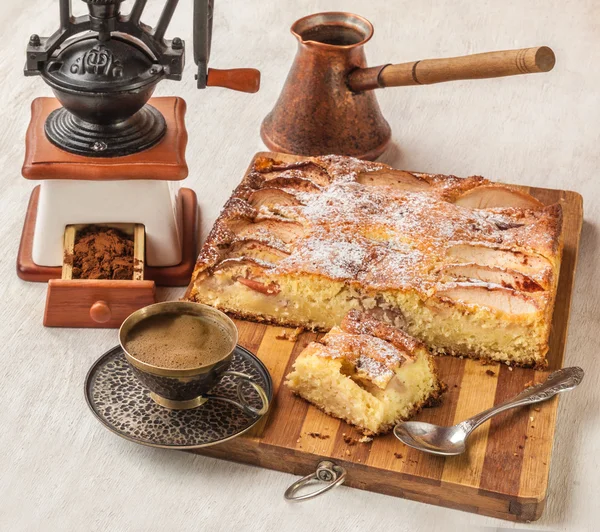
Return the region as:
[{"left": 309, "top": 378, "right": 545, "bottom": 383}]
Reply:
[
  {"left": 125, "top": 313, "right": 232, "bottom": 370},
  {"left": 300, "top": 25, "right": 364, "bottom": 46}
]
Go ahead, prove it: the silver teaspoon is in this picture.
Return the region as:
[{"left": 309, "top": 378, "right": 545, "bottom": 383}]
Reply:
[{"left": 393, "top": 366, "right": 584, "bottom": 456}]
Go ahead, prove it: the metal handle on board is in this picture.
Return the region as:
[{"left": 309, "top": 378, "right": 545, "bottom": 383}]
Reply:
[{"left": 284, "top": 461, "right": 347, "bottom": 502}]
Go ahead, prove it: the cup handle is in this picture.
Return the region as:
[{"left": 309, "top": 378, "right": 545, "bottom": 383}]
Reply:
[{"left": 205, "top": 371, "right": 270, "bottom": 416}]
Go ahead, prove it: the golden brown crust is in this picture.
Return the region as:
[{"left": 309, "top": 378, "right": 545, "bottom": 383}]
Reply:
[
  {"left": 428, "top": 346, "right": 548, "bottom": 370},
  {"left": 183, "top": 299, "right": 331, "bottom": 332}
]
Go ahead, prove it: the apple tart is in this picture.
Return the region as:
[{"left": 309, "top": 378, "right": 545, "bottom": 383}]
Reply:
[
  {"left": 186, "top": 155, "right": 563, "bottom": 368},
  {"left": 285, "top": 311, "right": 443, "bottom": 435}
]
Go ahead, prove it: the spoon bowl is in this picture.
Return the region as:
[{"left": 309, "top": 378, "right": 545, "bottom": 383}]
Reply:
[{"left": 394, "top": 421, "right": 468, "bottom": 456}]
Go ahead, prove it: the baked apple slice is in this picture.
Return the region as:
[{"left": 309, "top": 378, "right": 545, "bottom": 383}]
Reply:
[
  {"left": 439, "top": 264, "right": 544, "bottom": 292},
  {"left": 260, "top": 176, "right": 322, "bottom": 193},
  {"left": 228, "top": 239, "right": 290, "bottom": 263},
  {"left": 436, "top": 283, "right": 539, "bottom": 315},
  {"left": 233, "top": 218, "right": 305, "bottom": 246},
  {"left": 357, "top": 169, "right": 431, "bottom": 191},
  {"left": 211, "top": 257, "right": 281, "bottom": 295},
  {"left": 265, "top": 163, "right": 330, "bottom": 185},
  {"left": 247, "top": 188, "right": 301, "bottom": 210},
  {"left": 453, "top": 185, "right": 544, "bottom": 209},
  {"left": 446, "top": 243, "right": 552, "bottom": 287}
]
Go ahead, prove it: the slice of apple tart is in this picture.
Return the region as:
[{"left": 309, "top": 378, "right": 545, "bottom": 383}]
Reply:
[
  {"left": 186, "top": 154, "right": 563, "bottom": 368},
  {"left": 285, "top": 310, "right": 444, "bottom": 435}
]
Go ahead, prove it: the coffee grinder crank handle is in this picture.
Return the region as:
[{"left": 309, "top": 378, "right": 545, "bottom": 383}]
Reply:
[{"left": 194, "top": 0, "right": 260, "bottom": 92}]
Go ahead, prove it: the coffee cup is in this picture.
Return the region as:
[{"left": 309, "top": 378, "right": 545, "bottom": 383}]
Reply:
[{"left": 119, "top": 302, "right": 269, "bottom": 414}]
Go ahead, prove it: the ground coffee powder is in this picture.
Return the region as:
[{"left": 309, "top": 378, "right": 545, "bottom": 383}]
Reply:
[{"left": 66, "top": 225, "right": 134, "bottom": 280}]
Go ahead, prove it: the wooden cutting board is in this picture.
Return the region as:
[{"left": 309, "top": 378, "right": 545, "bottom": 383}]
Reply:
[{"left": 193, "top": 152, "right": 583, "bottom": 522}]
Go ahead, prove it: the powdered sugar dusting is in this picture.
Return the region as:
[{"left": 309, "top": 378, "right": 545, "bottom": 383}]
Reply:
[
  {"left": 322, "top": 330, "right": 405, "bottom": 388},
  {"left": 194, "top": 154, "right": 561, "bottom": 301},
  {"left": 275, "top": 233, "right": 371, "bottom": 280}
]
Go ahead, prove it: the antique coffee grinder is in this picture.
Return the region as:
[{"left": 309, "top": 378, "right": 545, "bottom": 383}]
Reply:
[{"left": 18, "top": 0, "right": 260, "bottom": 327}]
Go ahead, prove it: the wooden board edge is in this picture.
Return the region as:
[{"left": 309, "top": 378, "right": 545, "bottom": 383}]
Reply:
[
  {"left": 193, "top": 438, "right": 535, "bottom": 522},
  {"left": 62, "top": 225, "right": 76, "bottom": 280},
  {"left": 133, "top": 224, "right": 145, "bottom": 281}
]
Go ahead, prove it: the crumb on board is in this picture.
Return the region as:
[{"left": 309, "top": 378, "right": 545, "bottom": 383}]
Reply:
[
  {"left": 307, "top": 432, "right": 330, "bottom": 440},
  {"left": 508, "top": 366, "right": 514, "bottom": 371},
  {"left": 485, "top": 369, "right": 495, "bottom": 376},
  {"left": 534, "top": 407, "right": 541, "bottom": 412},
  {"left": 276, "top": 327, "right": 304, "bottom": 341},
  {"left": 358, "top": 436, "right": 373, "bottom": 443},
  {"left": 524, "top": 380, "right": 534, "bottom": 388},
  {"left": 394, "top": 452, "right": 403, "bottom": 459},
  {"left": 342, "top": 434, "right": 357, "bottom": 446},
  {"left": 518, "top": 445, "right": 524, "bottom": 450},
  {"left": 345, "top": 450, "right": 351, "bottom": 456}
]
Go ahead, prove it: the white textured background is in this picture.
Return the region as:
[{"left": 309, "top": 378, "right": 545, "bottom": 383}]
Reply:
[{"left": 0, "top": 1, "right": 598, "bottom": 531}]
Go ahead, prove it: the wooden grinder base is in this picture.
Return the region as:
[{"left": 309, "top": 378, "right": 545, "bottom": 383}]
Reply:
[{"left": 16, "top": 186, "right": 198, "bottom": 287}]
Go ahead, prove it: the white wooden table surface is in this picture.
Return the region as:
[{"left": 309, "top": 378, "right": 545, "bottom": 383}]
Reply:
[{"left": 1, "top": 1, "right": 598, "bottom": 531}]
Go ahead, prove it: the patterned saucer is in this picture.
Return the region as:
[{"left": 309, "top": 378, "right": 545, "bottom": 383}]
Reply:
[{"left": 85, "top": 345, "right": 272, "bottom": 449}]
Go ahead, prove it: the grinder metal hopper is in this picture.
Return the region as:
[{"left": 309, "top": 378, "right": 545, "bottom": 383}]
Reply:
[{"left": 25, "top": 0, "right": 259, "bottom": 157}]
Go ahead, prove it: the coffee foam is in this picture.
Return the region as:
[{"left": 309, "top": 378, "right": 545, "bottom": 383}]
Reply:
[{"left": 125, "top": 313, "right": 232, "bottom": 370}]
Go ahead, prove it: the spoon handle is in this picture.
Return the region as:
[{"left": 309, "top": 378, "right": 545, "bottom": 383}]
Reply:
[{"left": 459, "top": 366, "right": 584, "bottom": 433}]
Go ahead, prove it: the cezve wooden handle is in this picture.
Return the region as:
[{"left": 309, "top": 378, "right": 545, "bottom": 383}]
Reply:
[
  {"left": 207, "top": 68, "right": 261, "bottom": 93},
  {"left": 348, "top": 46, "right": 555, "bottom": 91}
]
